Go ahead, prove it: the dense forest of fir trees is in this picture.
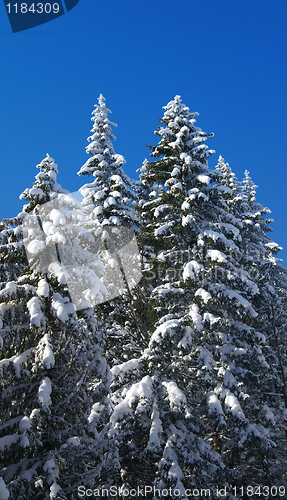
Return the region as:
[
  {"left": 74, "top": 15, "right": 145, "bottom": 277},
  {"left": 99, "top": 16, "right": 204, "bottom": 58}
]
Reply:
[{"left": 0, "top": 95, "right": 287, "bottom": 500}]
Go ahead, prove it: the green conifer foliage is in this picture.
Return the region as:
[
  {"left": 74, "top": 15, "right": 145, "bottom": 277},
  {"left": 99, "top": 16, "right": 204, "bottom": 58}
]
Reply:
[
  {"left": 78, "top": 94, "right": 137, "bottom": 230},
  {"left": 135, "top": 97, "right": 275, "bottom": 487},
  {"left": 78, "top": 96, "right": 148, "bottom": 363},
  {"left": 0, "top": 157, "right": 110, "bottom": 500}
]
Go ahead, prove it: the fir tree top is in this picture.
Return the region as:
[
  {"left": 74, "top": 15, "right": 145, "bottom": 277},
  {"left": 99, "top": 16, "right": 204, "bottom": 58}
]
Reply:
[
  {"left": 19, "top": 154, "right": 68, "bottom": 213},
  {"left": 78, "top": 95, "right": 136, "bottom": 229},
  {"left": 150, "top": 94, "right": 214, "bottom": 165},
  {"left": 77, "top": 94, "right": 118, "bottom": 177}
]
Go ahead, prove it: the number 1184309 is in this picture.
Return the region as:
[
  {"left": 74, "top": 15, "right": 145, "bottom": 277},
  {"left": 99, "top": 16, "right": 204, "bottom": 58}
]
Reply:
[
  {"left": 232, "top": 485, "right": 285, "bottom": 497},
  {"left": 6, "top": 3, "right": 60, "bottom": 13}
]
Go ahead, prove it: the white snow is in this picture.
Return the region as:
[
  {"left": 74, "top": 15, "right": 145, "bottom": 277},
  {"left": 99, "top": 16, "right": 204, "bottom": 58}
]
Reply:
[
  {"left": 51, "top": 293, "right": 74, "bottom": 322},
  {"left": 104, "top": 196, "right": 116, "bottom": 208},
  {"left": 207, "top": 392, "right": 224, "bottom": 416},
  {"left": 93, "top": 205, "right": 103, "bottom": 215},
  {"left": 182, "top": 214, "right": 195, "bottom": 226},
  {"left": 49, "top": 209, "right": 66, "bottom": 226},
  {"left": 88, "top": 403, "right": 106, "bottom": 424},
  {"left": 178, "top": 326, "right": 192, "bottom": 348},
  {"left": 265, "top": 241, "right": 282, "bottom": 251},
  {"left": 206, "top": 249, "right": 227, "bottom": 263},
  {"left": 38, "top": 377, "right": 52, "bottom": 407},
  {"left": 29, "top": 187, "right": 44, "bottom": 197},
  {"left": 203, "top": 312, "right": 220, "bottom": 325},
  {"left": 110, "top": 376, "right": 153, "bottom": 424},
  {"left": 0, "top": 478, "right": 9, "bottom": 500},
  {"left": 146, "top": 402, "right": 163, "bottom": 451},
  {"left": 42, "top": 221, "right": 58, "bottom": 236},
  {"left": 0, "top": 348, "right": 34, "bottom": 378},
  {"left": 82, "top": 274, "right": 108, "bottom": 307},
  {"left": 197, "top": 174, "right": 210, "bottom": 184},
  {"left": 0, "top": 433, "right": 20, "bottom": 452},
  {"left": 240, "top": 274, "right": 259, "bottom": 295},
  {"left": 183, "top": 260, "right": 204, "bottom": 281},
  {"left": 43, "top": 458, "right": 58, "bottom": 475},
  {"left": 27, "top": 239, "right": 45, "bottom": 255},
  {"left": 66, "top": 437, "right": 81, "bottom": 447},
  {"left": 215, "top": 385, "right": 245, "bottom": 420},
  {"left": 150, "top": 319, "right": 181, "bottom": 345},
  {"left": 171, "top": 181, "right": 182, "bottom": 191},
  {"left": 223, "top": 368, "right": 237, "bottom": 388},
  {"left": 168, "top": 461, "right": 184, "bottom": 481},
  {"left": 37, "top": 334, "right": 55, "bottom": 369},
  {"left": 224, "top": 289, "right": 258, "bottom": 317},
  {"left": 171, "top": 167, "right": 180, "bottom": 176},
  {"left": 48, "top": 262, "right": 69, "bottom": 285},
  {"left": 155, "top": 222, "right": 173, "bottom": 237},
  {"left": 195, "top": 288, "right": 212, "bottom": 304},
  {"left": 0, "top": 281, "right": 17, "bottom": 297},
  {"left": 198, "top": 348, "right": 216, "bottom": 372},
  {"left": 48, "top": 231, "right": 66, "bottom": 246},
  {"left": 189, "top": 303, "right": 203, "bottom": 331},
  {"left": 94, "top": 189, "right": 105, "bottom": 200},
  {"left": 111, "top": 358, "right": 140, "bottom": 379},
  {"left": 216, "top": 185, "right": 233, "bottom": 194},
  {"left": 30, "top": 408, "right": 40, "bottom": 420},
  {"left": 225, "top": 392, "right": 245, "bottom": 419},
  {"left": 181, "top": 200, "right": 191, "bottom": 211},
  {"left": 110, "top": 174, "right": 125, "bottom": 186},
  {"left": 180, "top": 153, "right": 192, "bottom": 165},
  {"left": 37, "top": 279, "right": 49, "bottom": 298},
  {"left": 262, "top": 405, "right": 275, "bottom": 423},
  {"left": 199, "top": 230, "right": 238, "bottom": 251},
  {"left": 19, "top": 416, "right": 32, "bottom": 433},
  {"left": 27, "top": 297, "right": 44, "bottom": 327},
  {"left": 162, "top": 380, "right": 186, "bottom": 409},
  {"left": 20, "top": 434, "right": 30, "bottom": 448},
  {"left": 234, "top": 347, "right": 247, "bottom": 356},
  {"left": 154, "top": 204, "right": 170, "bottom": 217}
]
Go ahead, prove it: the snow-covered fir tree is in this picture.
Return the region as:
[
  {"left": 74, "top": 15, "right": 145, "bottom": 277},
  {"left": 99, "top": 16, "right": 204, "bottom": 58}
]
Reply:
[
  {"left": 132, "top": 97, "right": 276, "bottom": 489},
  {"left": 77, "top": 95, "right": 148, "bottom": 364},
  {"left": 1, "top": 96, "right": 287, "bottom": 498},
  {"left": 20, "top": 153, "right": 68, "bottom": 213},
  {"left": 233, "top": 169, "right": 287, "bottom": 485},
  {"left": 77, "top": 94, "right": 136, "bottom": 230},
  {"left": 0, "top": 156, "right": 111, "bottom": 500}
]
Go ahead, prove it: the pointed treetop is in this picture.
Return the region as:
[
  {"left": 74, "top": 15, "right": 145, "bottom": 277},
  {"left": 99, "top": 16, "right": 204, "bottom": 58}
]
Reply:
[
  {"left": 77, "top": 94, "right": 119, "bottom": 178},
  {"left": 149, "top": 95, "right": 214, "bottom": 165},
  {"left": 215, "top": 155, "right": 238, "bottom": 190},
  {"left": 19, "top": 154, "right": 68, "bottom": 213},
  {"left": 77, "top": 95, "right": 136, "bottom": 228},
  {"left": 160, "top": 94, "right": 199, "bottom": 126},
  {"left": 242, "top": 169, "right": 257, "bottom": 204}
]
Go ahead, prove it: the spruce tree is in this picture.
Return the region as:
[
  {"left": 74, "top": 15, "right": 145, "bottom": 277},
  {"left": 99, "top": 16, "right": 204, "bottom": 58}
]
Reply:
[
  {"left": 77, "top": 95, "right": 147, "bottom": 364},
  {"left": 77, "top": 94, "right": 136, "bottom": 230},
  {"left": 234, "top": 170, "right": 287, "bottom": 485},
  {"left": 0, "top": 156, "right": 110, "bottom": 499},
  {"left": 133, "top": 96, "right": 275, "bottom": 488}
]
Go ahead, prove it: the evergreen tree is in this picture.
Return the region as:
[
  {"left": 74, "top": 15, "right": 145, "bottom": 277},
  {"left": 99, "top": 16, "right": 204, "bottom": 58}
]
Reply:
[
  {"left": 78, "top": 95, "right": 147, "bottom": 364},
  {"left": 234, "top": 170, "right": 287, "bottom": 485},
  {"left": 77, "top": 94, "right": 136, "bottom": 230},
  {"left": 20, "top": 153, "right": 69, "bottom": 213},
  {"left": 2, "top": 96, "right": 287, "bottom": 498},
  {"left": 0, "top": 156, "right": 110, "bottom": 499},
  {"left": 132, "top": 96, "right": 275, "bottom": 488}
]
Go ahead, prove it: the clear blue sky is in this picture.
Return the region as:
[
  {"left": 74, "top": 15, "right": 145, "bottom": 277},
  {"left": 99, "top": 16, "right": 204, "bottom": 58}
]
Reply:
[{"left": 1, "top": 0, "right": 287, "bottom": 263}]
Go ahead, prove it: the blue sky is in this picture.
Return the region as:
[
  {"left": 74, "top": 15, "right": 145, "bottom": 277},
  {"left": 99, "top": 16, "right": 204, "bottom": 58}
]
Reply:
[{"left": 0, "top": 0, "right": 287, "bottom": 263}]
